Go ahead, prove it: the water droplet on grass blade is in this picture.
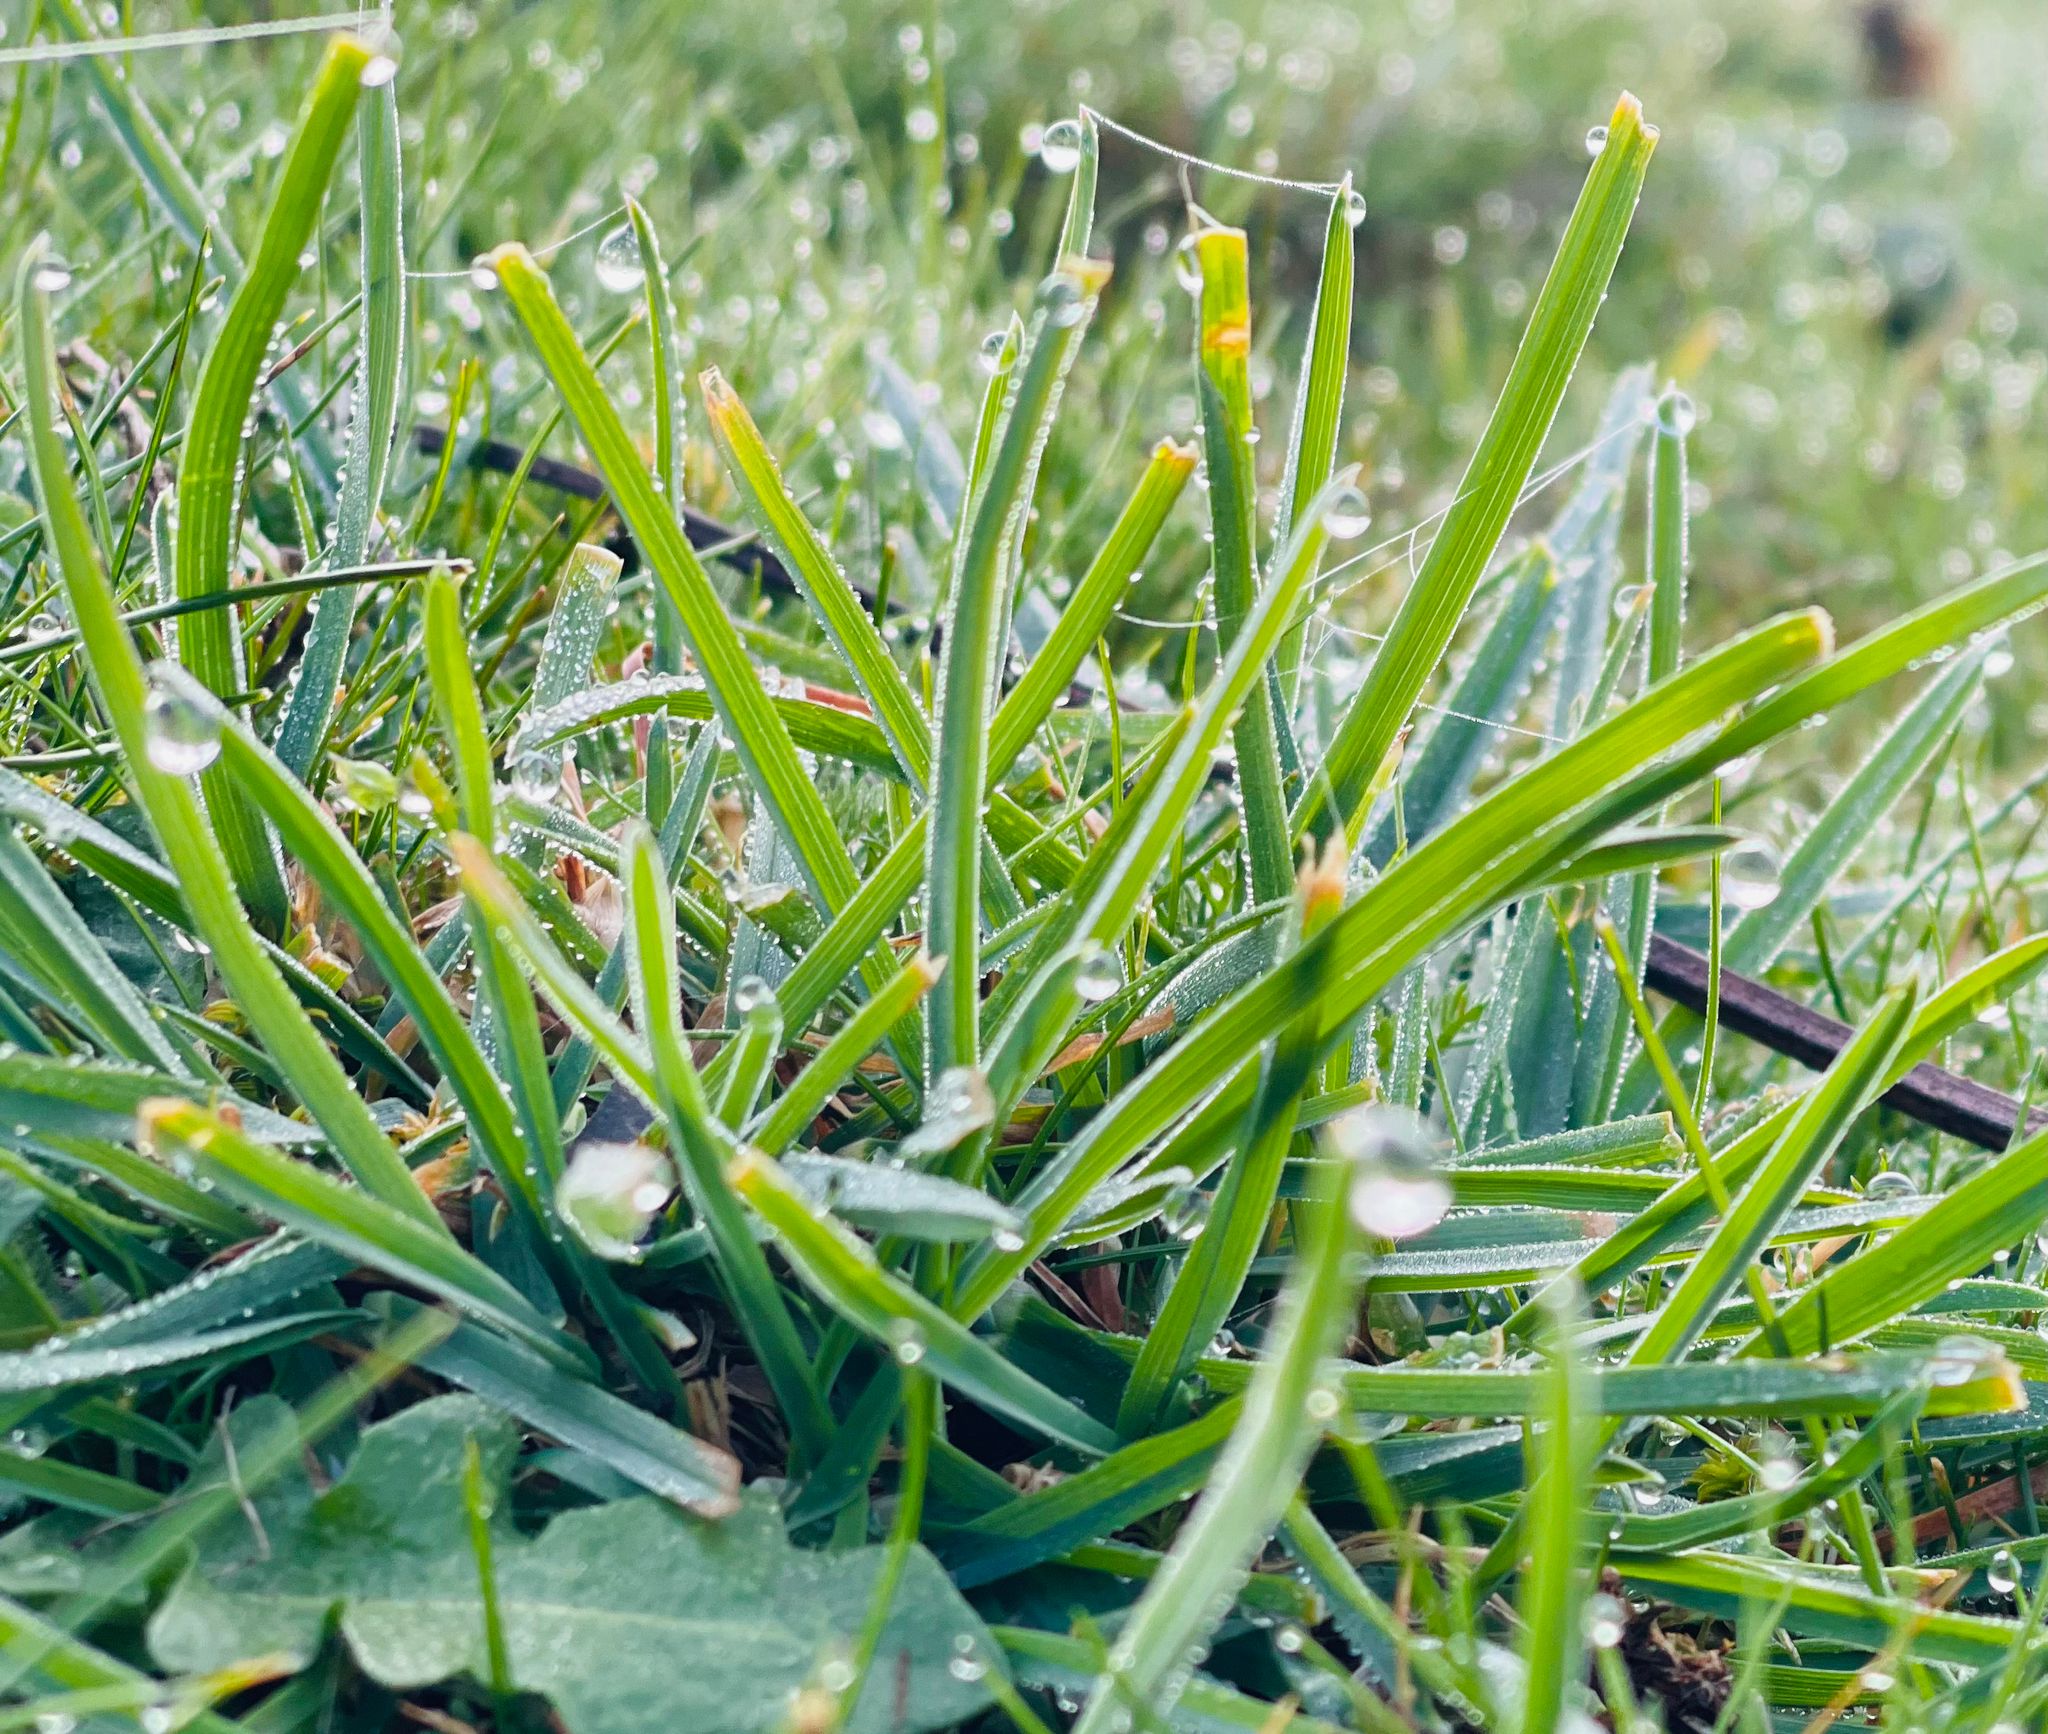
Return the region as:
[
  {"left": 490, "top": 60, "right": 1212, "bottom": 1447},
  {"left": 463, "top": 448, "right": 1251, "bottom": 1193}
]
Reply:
[
  {"left": 1585, "top": 124, "right": 1609, "bottom": 156},
  {"left": 731, "top": 975, "right": 775, "bottom": 1017},
  {"left": 142, "top": 675, "right": 220, "bottom": 775},
  {"left": 360, "top": 53, "right": 399, "bottom": 88},
  {"left": 558, "top": 1140, "right": 673, "bottom": 1261},
  {"left": 1585, "top": 1593, "right": 1626, "bottom": 1648},
  {"left": 1038, "top": 117, "right": 1083, "bottom": 173},
  {"left": 1074, "top": 949, "right": 1121, "bottom": 1002},
  {"left": 1344, "top": 187, "right": 1368, "bottom": 228},
  {"left": 1655, "top": 388, "right": 1698, "bottom": 437},
  {"left": 1329, "top": 1108, "right": 1449, "bottom": 1239},
  {"left": 1321, "top": 486, "right": 1373, "bottom": 540},
  {"left": 594, "top": 223, "right": 645, "bottom": 293},
  {"left": 30, "top": 258, "right": 72, "bottom": 293},
  {"left": 469, "top": 256, "right": 500, "bottom": 292},
  {"left": 905, "top": 105, "right": 940, "bottom": 144},
  {"left": 977, "top": 329, "right": 1010, "bottom": 373},
  {"left": 1172, "top": 233, "right": 1202, "bottom": 296},
  {"left": 1989, "top": 1547, "right": 2020, "bottom": 1594},
  {"left": 1928, "top": 1334, "right": 2001, "bottom": 1387},
  {"left": 1864, "top": 1169, "right": 1917, "bottom": 1200}
]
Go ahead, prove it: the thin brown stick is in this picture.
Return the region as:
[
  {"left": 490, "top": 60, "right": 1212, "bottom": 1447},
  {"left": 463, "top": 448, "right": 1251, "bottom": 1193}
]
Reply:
[{"left": 1643, "top": 933, "right": 2043, "bottom": 1153}]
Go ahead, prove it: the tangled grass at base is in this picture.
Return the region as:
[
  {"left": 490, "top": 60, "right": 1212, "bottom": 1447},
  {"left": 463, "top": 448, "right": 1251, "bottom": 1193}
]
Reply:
[{"left": 10, "top": 6, "right": 2048, "bottom": 1733}]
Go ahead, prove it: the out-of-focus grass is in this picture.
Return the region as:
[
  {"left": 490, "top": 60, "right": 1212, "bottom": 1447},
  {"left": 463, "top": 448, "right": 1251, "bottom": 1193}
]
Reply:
[{"left": 19, "top": 0, "right": 2048, "bottom": 693}]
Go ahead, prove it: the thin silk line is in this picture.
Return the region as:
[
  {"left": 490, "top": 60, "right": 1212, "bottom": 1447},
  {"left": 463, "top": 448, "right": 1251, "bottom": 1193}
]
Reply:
[
  {"left": 408, "top": 204, "right": 629, "bottom": 281},
  {"left": 1078, "top": 105, "right": 1347, "bottom": 197},
  {"left": 0, "top": 10, "right": 373, "bottom": 67}
]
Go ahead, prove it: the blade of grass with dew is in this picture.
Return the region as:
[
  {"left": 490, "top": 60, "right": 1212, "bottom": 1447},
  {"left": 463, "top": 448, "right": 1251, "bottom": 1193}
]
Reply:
[
  {"left": 1275, "top": 177, "right": 1356, "bottom": 708},
  {"left": 1513, "top": 1283, "right": 1594, "bottom": 1734},
  {"left": 1066, "top": 1142, "right": 1367, "bottom": 1734},
  {"left": 730, "top": 1148, "right": 1117, "bottom": 1455},
  {"left": 626, "top": 195, "right": 687, "bottom": 675},
  {"left": 137, "top": 1100, "right": 575, "bottom": 1368},
  {"left": 1115, "top": 899, "right": 1338, "bottom": 1437},
  {"left": 954, "top": 609, "right": 1833, "bottom": 1318},
  {"left": 172, "top": 34, "right": 374, "bottom": 932},
  {"left": 703, "top": 369, "right": 930, "bottom": 783},
  {"left": 1193, "top": 221, "right": 1290, "bottom": 905},
  {"left": 925, "top": 256, "right": 1111, "bottom": 1080},
  {"left": 1298, "top": 93, "right": 1658, "bottom": 845},
  {"left": 613, "top": 822, "right": 836, "bottom": 1462},
  {"left": 274, "top": 71, "right": 406, "bottom": 779},
  {"left": 15, "top": 254, "right": 442, "bottom": 1231},
  {"left": 489, "top": 243, "right": 877, "bottom": 942}
]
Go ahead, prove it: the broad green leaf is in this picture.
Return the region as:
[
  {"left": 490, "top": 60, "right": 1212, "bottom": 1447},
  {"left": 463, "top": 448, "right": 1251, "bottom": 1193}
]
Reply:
[{"left": 149, "top": 1396, "right": 993, "bottom": 1734}]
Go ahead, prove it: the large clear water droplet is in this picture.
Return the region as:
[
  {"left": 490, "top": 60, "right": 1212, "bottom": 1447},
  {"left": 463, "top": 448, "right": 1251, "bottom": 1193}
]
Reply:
[
  {"left": 1074, "top": 949, "right": 1121, "bottom": 1002},
  {"left": 1343, "top": 187, "right": 1368, "bottom": 228},
  {"left": 1320, "top": 485, "right": 1373, "bottom": 540},
  {"left": 1585, "top": 124, "right": 1610, "bottom": 157},
  {"left": 360, "top": 53, "right": 399, "bottom": 88},
  {"left": 142, "top": 676, "right": 221, "bottom": 775},
  {"left": 1330, "top": 1108, "right": 1449, "bottom": 1239},
  {"left": 1988, "top": 1547, "right": 2021, "bottom": 1595},
  {"left": 594, "top": 223, "right": 645, "bottom": 294},
  {"left": 977, "top": 329, "right": 1011, "bottom": 374},
  {"left": 1038, "top": 117, "right": 1083, "bottom": 174},
  {"left": 1655, "top": 388, "right": 1697, "bottom": 438}
]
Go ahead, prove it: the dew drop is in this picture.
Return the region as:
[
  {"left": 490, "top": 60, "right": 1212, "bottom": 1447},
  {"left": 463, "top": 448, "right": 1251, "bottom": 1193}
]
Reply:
[
  {"left": 1988, "top": 1547, "right": 2020, "bottom": 1595},
  {"left": 1074, "top": 949, "right": 1121, "bottom": 1003},
  {"left": 732, "top": 975, "right": 776, "bottom": 1017},
  {"left": 1584, "top": 1592, "right": 1626, "bottom": 1649},
  {"left": 976, "top": 329, "right": 1011, "bottom": 374},
  {"left": 360, "top": 53, "right": 399, "bottom": 88},
  {"left": 1038, "top": 117, "right": 1083, "bottom": 174},
  {"left": 1585, "top": 124, "right": 1610, "bottom": 157},
  {"left": 1172, "top": 233, "right": 1203, "bottom": 296},
  {"left": 594, "top": 223, "right": 645, "bottom": 294},
  {"left": 1344, "top": 187, "right": 1368, "bottom": 228},
  {"left": 1655, "top": 388, "right": 1698, "bottom": 438},
  {"left": 141, "top": 674, "right": 221, "bottom": 775},
  {"left": 30, "top": 258, "right": 73, "bottom": 294},
  {"left": 468, "top": 256, "right": 500, "bottom": 292},
  {"left": 1331, "top": 1108, "right": 1449, "bottom": 1239},
  {"left": 1320, "top": 485, "right": 1373, "bottom": 540}
]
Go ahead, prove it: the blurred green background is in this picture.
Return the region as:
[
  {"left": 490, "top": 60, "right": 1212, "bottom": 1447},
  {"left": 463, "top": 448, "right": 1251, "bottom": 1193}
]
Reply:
[{"left": 20, "top": 0, "right": 2048, "bottom": 731}]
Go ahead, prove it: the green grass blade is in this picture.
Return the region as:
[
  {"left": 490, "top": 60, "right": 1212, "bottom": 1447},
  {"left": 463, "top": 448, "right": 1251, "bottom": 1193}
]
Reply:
[
  {"left": 1275, "top": 179, "right": 1356, "bottom": 707},
  {"left": 490, "top": 244, "right": 868, "bottom": 925},
  {"left": 1299, "top": 93, "right": 1657, "bottom": 843},
  {"left": 16, "top": 255, "right": 442, "bottom": 1233},
  {"left": 274, "top": 74, "right": 406, "bottom": 779},
  {"left": 703, "top": 369, "right": 930, "bottom": 784},
  {"left": 138, "top": 1100, "right": 582, "bottom": 1372},
  {"left": 1067, "top": 1143, "right": 1366, "bottom": 1733},
  {"left": 925, "top": 257, "right": 1110, "bottom": 1079},
  {"left": 173, "top": 34, "right": 373, "bottom": 932},
  {"left": 1192, "top": 223, "right": 1290, "bottom": 904},
  {"left": 1513, "top": 1288, "right": 1594, "bottom": 1734},
  {"left": 731, "top": 1149, "right": 1116, "bottom": 1455}
]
